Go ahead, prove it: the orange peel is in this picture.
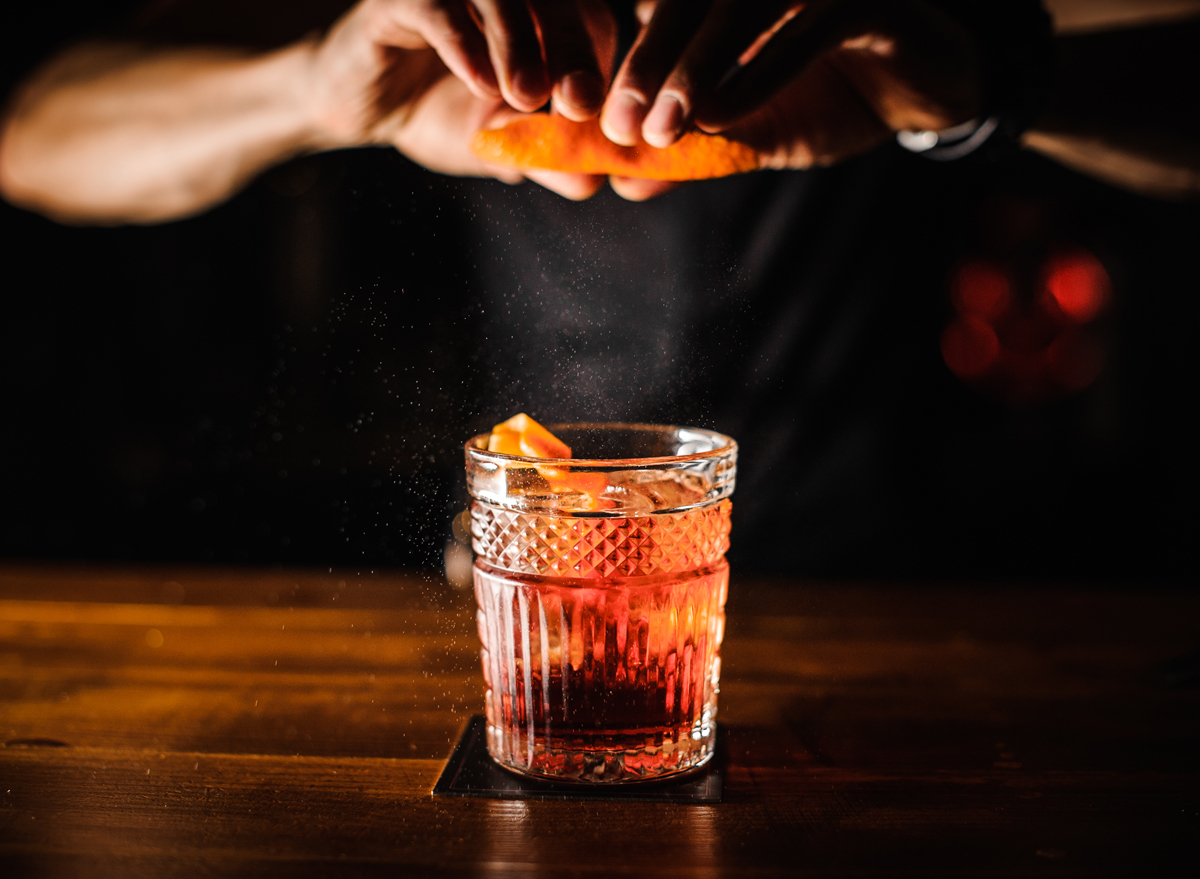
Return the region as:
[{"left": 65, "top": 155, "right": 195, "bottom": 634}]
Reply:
[
  {"left": 488, "top": 413, "right": 571, "bottom": 458},
  {"left": 487, "top": 413, "right": 612, "bottom": 511},
  {"left": 472, "top": 115, "right": 760, "bottom": 181}
]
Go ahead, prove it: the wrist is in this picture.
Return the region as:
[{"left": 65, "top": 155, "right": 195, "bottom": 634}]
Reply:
[
  {"left": 283, "top": 37, "right": 354, "bottom": 152},
  {"left": 917, "top": 0, "right": 1056, "bottom": 156}
]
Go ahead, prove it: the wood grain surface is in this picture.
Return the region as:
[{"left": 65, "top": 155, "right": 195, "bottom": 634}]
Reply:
[{"left": 1, "top": 564, "right": 1197, "bottom": 877}]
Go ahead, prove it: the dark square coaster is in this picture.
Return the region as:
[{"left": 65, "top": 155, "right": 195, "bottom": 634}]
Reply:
[{"left": 432, "top": 715, "right": 723, "bottom": 803}]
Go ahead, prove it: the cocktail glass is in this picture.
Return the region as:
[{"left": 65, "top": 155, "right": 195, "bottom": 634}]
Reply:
[{"left": 464, "top": 423, "right": 737, "bottom": 782}]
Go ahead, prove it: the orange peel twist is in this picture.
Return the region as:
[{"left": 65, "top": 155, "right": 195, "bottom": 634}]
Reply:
[{"left": 472, "top": 116, "right": 761, "bottom": 181}]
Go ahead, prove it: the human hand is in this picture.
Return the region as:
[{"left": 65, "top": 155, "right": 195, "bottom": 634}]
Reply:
[
  {"left": 307, "top": 0, "right": 618, "bottom": 199},
  {"left": 599, "top": 0, "right": 983, "bottom": 200}
]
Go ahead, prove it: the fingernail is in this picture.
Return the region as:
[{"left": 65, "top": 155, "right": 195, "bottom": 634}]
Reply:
[
  {"left": 509, "top": 69, "right": 549, "bottom": 110},
  {"left": 600, "top": 90, "right": 647, "bottom": 146},
  {"left": 643, "top": 94, "right": 686, "bottom": 148},
  {"left": 559, "top": 71, "right": 605, "bottom": 115}
]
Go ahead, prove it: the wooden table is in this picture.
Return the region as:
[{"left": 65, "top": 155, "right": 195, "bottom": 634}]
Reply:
[{"left": 1, "top": 564, "right": 1197, "bottom": 876}]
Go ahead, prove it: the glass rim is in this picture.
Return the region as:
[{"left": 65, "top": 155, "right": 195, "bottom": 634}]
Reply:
[{"left": 464, "top": 421, "right": 737, "bottom": 469}]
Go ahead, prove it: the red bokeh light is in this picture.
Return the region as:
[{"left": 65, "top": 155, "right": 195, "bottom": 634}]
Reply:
[
  {"left": 942, "top": 248, "right": 1110, "bottom": 404},
  {"left": 1042, "top": 251, "right": 1110, "bottom": 323},
  {"left": 952, "top": 262, "right": 1011, "bottom": 320}
]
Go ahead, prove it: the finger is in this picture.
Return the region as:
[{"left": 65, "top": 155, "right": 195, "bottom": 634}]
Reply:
[
  {"left": 527, "top": 0, "right": 605, "bottom": 121},
  {"left": 581, "top": 0, "right": 620, "bottom": 83},
  {"left": 600, "top": 0, "right": 712, "bottom": 146},
  {"left": 698, "top": 0, "right": 874, "bottom": 132},
  {"left": 608, "top": 176, "right": 679, "bottom": 201},
  {"left": 523, "top": 169, "right": 607, "bottom": 200},
  {"left": 642, "top": 0, "right": 799, "bottom": 147},
  {"left": 375, "top": 0, "right": 499, "bottom": 99},
  {"left": 472, "top": 0, "right": 550, "bottom": 112}
]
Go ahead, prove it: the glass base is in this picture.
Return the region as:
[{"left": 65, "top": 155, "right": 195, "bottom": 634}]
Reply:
[{"left": 487, "top": 721, "right": 716, "bottom": 783}]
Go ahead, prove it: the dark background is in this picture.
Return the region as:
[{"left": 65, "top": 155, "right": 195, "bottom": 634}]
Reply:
[{"left": 2, "top": 4, "right": 1197, "bottom": 583}]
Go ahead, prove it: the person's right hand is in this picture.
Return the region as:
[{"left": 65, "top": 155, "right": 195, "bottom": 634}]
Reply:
[
  {"left": 307, "top": 0, "right": 618, "bottom": 199},
  {"left": 598, "top": 0, "right": 983, "bottom": 200}
]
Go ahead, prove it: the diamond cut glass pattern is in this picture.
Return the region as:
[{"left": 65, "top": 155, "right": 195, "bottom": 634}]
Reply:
[{"left": 470, "top": 500, "right": 731, "bottom": 578}]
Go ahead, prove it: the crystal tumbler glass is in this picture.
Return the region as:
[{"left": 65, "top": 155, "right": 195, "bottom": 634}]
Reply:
[{"left": 465, "top": 423, "right": 737, "bottom": 782}]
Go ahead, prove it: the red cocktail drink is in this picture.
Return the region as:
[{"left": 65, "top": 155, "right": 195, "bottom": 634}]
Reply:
[{"left": 465, "top": 424, "right": 736, "bottom": 782}]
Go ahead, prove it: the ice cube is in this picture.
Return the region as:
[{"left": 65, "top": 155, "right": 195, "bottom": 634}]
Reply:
[{"left": 606, "top": 470, "right": 708, "bottom": 512}]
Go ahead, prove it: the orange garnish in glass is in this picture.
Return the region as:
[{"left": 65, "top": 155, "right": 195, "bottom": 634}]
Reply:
[
  {"left": 487, "top": 414, "right": 612, "bottom": 511},
  {"left": 488, "top": 413, "right": 572, "bottom": 458}
]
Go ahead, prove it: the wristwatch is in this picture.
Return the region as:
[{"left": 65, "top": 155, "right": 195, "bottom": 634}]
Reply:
[{"left": 897, "top": 115, "right": 1002, "bottom": 161}]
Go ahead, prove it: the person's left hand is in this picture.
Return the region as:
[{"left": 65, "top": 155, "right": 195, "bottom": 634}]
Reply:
[
  {"left": 598, "top": 0, "right": 983, "bottom": 200},
  {"left": 310, "top": 0, "right": 619, "bottom": 200}
]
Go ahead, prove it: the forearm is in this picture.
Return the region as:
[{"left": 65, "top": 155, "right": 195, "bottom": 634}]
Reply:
[
  {"left": 0, "top": 39, "right": 329, "bottom": 224},
  {"left": 1023, "top": 13, "right": 1200, "bottom": 199},
  {"left": 1022, "top": 130, "right": 1200, "bottom": 200}
]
